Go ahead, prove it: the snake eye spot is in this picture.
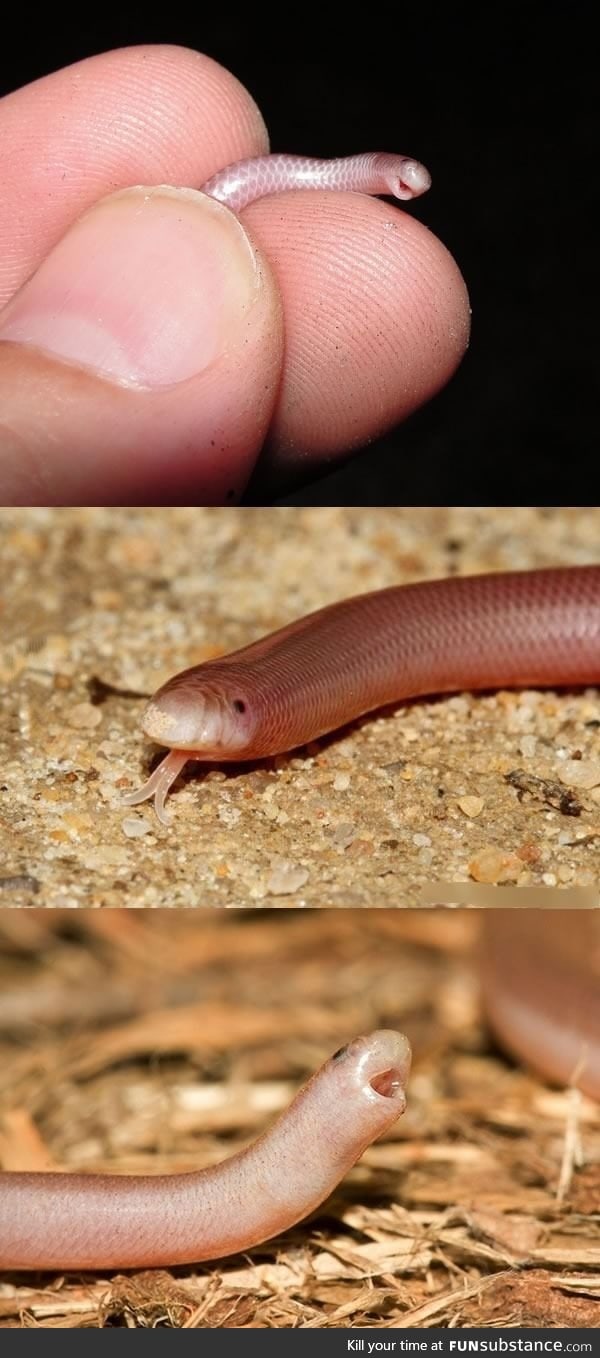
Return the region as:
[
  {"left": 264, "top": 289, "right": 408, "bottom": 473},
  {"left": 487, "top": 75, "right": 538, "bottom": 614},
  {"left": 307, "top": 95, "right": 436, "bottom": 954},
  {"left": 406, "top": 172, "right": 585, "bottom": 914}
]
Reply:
[
  {"left": 331, "top": 1044, "right": 349, "bottom": 1062},
  {"left": 232, "top": 698, "right": 246, "bottom": 714}
]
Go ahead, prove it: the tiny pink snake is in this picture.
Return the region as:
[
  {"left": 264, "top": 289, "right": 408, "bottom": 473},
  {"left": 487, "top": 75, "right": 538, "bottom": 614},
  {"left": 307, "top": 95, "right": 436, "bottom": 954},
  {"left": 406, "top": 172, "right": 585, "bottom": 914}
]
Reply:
[
  {"left": 0, "top": 1030, "right": 411, "bottom": 1270},
  {"left": 121, "top": 565, "right": 600, "bottom": 824},
  {"left": 199, "top": 151, "right": 432, "bottom": 212}
]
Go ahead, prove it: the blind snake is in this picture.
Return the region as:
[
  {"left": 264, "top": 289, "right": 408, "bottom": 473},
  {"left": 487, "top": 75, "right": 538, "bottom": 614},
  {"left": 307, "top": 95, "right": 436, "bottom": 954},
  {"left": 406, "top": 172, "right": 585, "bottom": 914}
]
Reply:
[
  {"left": 480, "top": 911, "right": 600, "bottom": 1101},
  {"left": 200, "top": 151, "right": 432, "bottom": 214},
  {"left": 0, "top": 1030, "right": 411, "bottom": 1271},
  {"left": 121, "top": 565, "right": 600, "bottom": 824},
  {"left": 0, "top": 914, "right": 598, "bottom": 1271}
]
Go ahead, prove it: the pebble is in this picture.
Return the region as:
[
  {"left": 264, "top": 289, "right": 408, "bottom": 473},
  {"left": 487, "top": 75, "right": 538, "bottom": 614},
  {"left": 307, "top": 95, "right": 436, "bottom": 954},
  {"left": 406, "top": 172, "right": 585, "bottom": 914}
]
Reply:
[
  {"left": 333, "top": 772, "right": 351, "bottom": 791},
  {"left": 557, "top": 865, "right": 574, "bottom": 882},
  {"left": 400, "top": 728, "right": 419, "bottom": 743},
  {"left": 518, "top": 735, "right": 537, "bottom": 757},
  {"left": 266, "top": 860, "right": 310, "bottom": 896},
  {"left": 82, "top": 847, "right": 131, "bottom": 870},
  {"left": 468, "top": 847, "right": 521, "bottom": 884},
  {"left": 218, "top": 805, "right": 242, "bottom": 827},
  {"left": 332, "top": 822, "right": 356, "bottom": 849},
  {"left": 557, "top": 829, "right": 577, "bottom": 845},
  {"left": 121, "top": 816, "right": 152, "bottom": 838},
  {"left": 559, "top": 759, "right": 600, "bottom": 790},
  {"left": 457, "top": 796, "right": 484, "bottom": 818},
  {"left": 66, "top": 702, "right": 103, "bottom": 730}
]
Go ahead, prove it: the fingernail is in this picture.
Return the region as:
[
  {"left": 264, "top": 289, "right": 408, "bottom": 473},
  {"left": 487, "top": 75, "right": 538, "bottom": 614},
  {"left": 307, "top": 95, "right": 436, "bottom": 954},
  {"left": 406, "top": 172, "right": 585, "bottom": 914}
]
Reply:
[{"left": 0, "top": 187, "right": 261, "bottom": 387}]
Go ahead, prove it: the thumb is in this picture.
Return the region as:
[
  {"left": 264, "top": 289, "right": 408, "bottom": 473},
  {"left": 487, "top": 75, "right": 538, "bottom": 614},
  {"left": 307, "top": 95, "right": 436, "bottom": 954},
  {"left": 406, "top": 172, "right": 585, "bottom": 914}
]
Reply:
[{"left": 0, "top": 187, "right": 282, "bottom": 504}]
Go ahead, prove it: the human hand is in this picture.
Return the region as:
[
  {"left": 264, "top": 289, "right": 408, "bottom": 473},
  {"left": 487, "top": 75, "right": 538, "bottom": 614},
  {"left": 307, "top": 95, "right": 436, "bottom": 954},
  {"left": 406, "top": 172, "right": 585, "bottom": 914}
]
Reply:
[{"left": 0, "top": 45, "right": 470, "bottom": 503}]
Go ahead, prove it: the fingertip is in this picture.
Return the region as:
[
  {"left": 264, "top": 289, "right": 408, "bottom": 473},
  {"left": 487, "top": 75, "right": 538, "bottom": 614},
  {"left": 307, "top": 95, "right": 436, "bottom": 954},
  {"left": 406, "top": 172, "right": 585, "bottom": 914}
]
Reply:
[
  {"left": 0, "top": 187, "right": 283, "bottom": 504},
  {"left": 241, "top": 192, "right": 470, "bottom": 469},
  {"left": 0, "top": 43, "right": 271, "bottom": 307},
  {"left": 401, "top": 210, "right": 471, "bottom": 394}
]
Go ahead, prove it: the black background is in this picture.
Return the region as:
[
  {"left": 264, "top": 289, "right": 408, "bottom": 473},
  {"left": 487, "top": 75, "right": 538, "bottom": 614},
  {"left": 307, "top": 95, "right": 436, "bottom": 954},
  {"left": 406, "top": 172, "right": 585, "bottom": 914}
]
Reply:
[{"left": 1, "top": 6, "right": 596, "bottom": 506}]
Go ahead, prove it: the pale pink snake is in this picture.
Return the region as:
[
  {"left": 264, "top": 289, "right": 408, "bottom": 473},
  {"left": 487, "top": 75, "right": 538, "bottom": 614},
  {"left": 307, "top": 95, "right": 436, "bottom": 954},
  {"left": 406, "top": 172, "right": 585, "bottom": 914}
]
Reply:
[
  {"left": 121, "top": 565, "right": 600, "bottom": 824},
  {"left": 1, "top": 915, "right": 598, "bottom": 1271},
  {"left": 200, "top": 152, "right": 432, "bottom": 213},
  {"left": 0, "top": 1030, "right": 411, "bottom": 1270}
]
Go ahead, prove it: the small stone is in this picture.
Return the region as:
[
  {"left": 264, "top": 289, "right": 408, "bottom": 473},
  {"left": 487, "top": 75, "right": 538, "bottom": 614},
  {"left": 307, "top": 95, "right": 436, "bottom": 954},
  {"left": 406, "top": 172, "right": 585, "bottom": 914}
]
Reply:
[
  {"left": 541, "top": 872, "right": 557, "bottom": 886},
  {"left": 67, "top": 702, "right": 102, "bottom": 730},
  {"left": 518, "top": 735, "right": 537, "bottom": 758},
  {"left": 347, "top": 838, "right": 374, "bottom": 858},
  {"left": 82, "top": 847, "right": 131, "bottom": 870},
  {"left": 469, "top": 847, "right": 521, "bottom": 884},
  {"left": 446, "top": 696, "right": 469, "bottom": 715},
  {"left": 559, "top": 759, "right": 600, "bottom": 790},
  {"left": 575, "top": 870, "right": 596, "bottom": 887},
  {"left": 245, "top": 771, "right": 274, "bottom": 793},
  {"left": 516, "top": 841, "right": 540, "bottom": 865},
  {"left": 218, "top": 805, "right": 241, "bottom": 827},
  {"left": 332, "top": 822, "right": 356, "bottom": 849},
  {"left": 266, "top": 860, "right": 309, "bottom": 896},
  {"left": 412, "top": 832, "right": 431, "bottom": 847},
  {"left": 333, "top": 772, "right": 351, "bottom": 791},
  {"left": 62, "top": 812, "right": 94, "bottom": 833},
  {"left": 457, "top": 796, "right": 484, "bottom": 818},
  {"left": 121, "top": 816, "right": 152, "bottom": 838}
]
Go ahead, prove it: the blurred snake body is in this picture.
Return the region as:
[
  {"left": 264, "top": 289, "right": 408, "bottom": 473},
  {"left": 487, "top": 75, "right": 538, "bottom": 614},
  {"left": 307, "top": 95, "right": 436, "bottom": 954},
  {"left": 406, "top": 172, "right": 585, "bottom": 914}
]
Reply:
[{"left": 481, "top": 913, "right": 600, "bottom": 1101}]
